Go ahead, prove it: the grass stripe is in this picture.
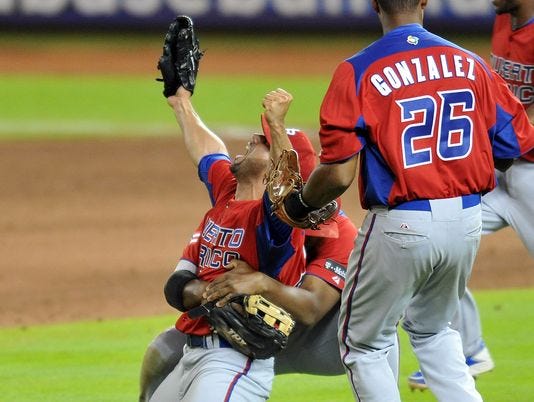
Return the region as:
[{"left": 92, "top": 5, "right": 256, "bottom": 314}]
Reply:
[
  {"left": 0, "top": 74, "right": 329, "bottom": 141},
  {"left": 1, "top": 288, "right": 533, "bottom": 401}
]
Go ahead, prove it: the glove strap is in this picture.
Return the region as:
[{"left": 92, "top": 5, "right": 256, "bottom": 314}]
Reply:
[{"left": 188, "top": 301, "right": 216, "bottom": 319}]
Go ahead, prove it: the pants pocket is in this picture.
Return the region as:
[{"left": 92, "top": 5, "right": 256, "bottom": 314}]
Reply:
[{"left": 382, "top": 226, "right": 429, "bottom": 250}]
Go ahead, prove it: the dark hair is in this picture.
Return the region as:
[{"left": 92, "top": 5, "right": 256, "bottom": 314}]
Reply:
[{"left": 377, "top": 0, "right": 420, "bottom": 13}]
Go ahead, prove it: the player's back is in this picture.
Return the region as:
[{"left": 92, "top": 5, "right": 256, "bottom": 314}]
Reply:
[{"left": 348, "top": 24, "right": 502, "bottom": 206}]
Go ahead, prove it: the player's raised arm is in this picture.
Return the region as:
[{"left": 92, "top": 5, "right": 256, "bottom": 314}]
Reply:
[
  {"left": 262, "top": 88, "right": 294, "bottom": 163},
  {"left": 156, "top": 15, "right": 228, "bottom": 166},
  {"left": 167, "top": 88, "right": 228, "bottom": 166}
]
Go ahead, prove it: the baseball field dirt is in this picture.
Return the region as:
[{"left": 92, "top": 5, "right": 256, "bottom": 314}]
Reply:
[{"left": 1, "top": 35, "right": 532, "bottom": 328}]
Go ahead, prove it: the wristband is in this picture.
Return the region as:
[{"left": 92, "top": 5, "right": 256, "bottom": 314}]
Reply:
[
  {"left": 284, "top": 191, "right": 316, "bottom": 221},
  {"left": 164, "top": 270, "right": 198, "bottom": 312}
]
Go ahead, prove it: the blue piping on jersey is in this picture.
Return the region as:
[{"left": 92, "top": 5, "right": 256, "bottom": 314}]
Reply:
[
  {"left": 488, "top": 104, "right": 522, "bottom": 159},
  {"left": 520, "top": 16, "right": 534, "bottom": 28},
  {"left": 256, "top": 192, "right": 295, "bottom": 279},
  {"left": 198, "top": 153, "right": 232, "bottom": 206}
]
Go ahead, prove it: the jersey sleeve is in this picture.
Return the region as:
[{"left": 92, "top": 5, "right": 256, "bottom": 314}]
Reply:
[
  {"left": 487, "top": 69, "right": 534, "bottom": 159},
  {"left": 197, "top": 154, "right": 237, "bottom": 206},
  {"left": 304, "top": 214, "right": 357, "bottom": 290},
  {"left": 319, "top": 61, "right": 366, "bottom": 164}
]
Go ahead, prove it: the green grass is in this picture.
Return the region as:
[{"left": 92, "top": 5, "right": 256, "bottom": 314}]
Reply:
[
  {"left": 1, "top": 288, "right": 533, "bottom": 401},
  {"left": 0, "top": 74, "right": 329, "bottom": 139},
  {"left": 0, "top": 31, "right": 492, "bottom": 141}
]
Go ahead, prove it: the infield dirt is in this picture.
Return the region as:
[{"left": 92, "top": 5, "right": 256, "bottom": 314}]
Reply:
[{"left": 1, "top": 35, "right": 532, "bottom": 327}]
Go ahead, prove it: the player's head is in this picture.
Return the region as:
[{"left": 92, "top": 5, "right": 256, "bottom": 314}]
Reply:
[
  {"left": 491, "top": 0, "right": 520, "bottom": 15},
  {"left": 259, "top": 113, "right": 317, "bottom": 182},
  {"left": 229, "top": 133, "right": 270, "bottom": 180}
]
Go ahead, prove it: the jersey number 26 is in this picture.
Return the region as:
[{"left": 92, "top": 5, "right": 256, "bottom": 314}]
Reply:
[{"left": 396, "top": 89, "right": 475, "bottom": 168}]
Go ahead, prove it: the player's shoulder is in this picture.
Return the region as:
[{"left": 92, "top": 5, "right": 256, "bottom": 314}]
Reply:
[
  {"left": 199, "top": 153, "right": 231, "bottom": 171},
  {"left": 346, "top": 24, "right": 479, "bottom": 71}
]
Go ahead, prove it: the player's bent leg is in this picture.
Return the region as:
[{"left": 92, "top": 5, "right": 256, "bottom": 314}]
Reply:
[
  {"left": 451, "top": 288, "right": 485, "bottom": 357},
  {"left": 139, "top": 327, "right": 186, "bottom": 402},
  {"left": 408, "top": 328, "right": 481, "bottom": 401},
  {"left": 453, "top": 289, "right": 496, "bottom": 376}
]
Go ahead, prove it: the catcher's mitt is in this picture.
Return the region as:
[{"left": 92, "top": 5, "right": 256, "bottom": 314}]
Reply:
[
  {"left": 188, "top": 295, "right": 295, "bottom": 359},
  {"left": 156, "top": 15, "right": 204, "bottom": 97},
  {"left": 266, "top": 149, "right": 338, "bottom": 229}
]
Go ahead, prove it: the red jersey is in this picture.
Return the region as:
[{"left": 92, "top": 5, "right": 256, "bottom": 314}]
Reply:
[
  {"left": 490, "top": 13, "right": 534, "bottom": 162},
  {"left": 304, "top": 212, "right": 357, "bottom": 291},
  {"left": 319, "top": 24, "right": 534, "bottom": 209},
  {"left": 176, "top": 154, "right": 306, "bottom": 335}
]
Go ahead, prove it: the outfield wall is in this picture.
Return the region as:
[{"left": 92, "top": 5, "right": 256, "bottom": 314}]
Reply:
[{"left": 0, "top": 0, "right": 494, "bottom": 31}]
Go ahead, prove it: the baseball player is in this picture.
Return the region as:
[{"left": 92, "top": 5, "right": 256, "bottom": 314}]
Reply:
[
  {"left": 483, "top": 0, "right": 534, "bottom": 253},
  {"left": 147, "top": 86, "right": 310, "bottom": 402},
  {"left": 408, "top": 0, "right": 534, "bottom": 389},
  {"left": 273, "top": 0, "right": 534, "bottom": 400},
  {"left": 139, "top": 211, "right": 358, "bottom": 401},
  {"left": 141, "top": 87, "right": 397, "bottom": 401}
]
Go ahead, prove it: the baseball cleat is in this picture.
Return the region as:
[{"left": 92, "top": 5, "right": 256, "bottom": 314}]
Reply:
[
  {"left": 465, "top": 344, "right": 495, "bottom": 377},
  {"left": 407, "top": 371, "right": 427, "bottom": 391},
  {"left": 407, "top": 344, "right": 495, "bottom": 391}
]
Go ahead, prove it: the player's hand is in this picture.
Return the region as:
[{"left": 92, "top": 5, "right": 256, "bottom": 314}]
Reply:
[
  {"left": 262, "top": 88, "right": 292, "bottom": 129},
  {"left": 203, "top": 260, "right": 266, "bottom": 307}
]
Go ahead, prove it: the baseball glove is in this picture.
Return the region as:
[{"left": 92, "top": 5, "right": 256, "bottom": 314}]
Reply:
[
  {"left": 266, "top": 149, "right": 338, "bottom": 230},
  {"left": 156, "top": 15, "right": 204, "bottom": 97},
  {"left": 188, "top": 295, "right": 295, "bottom": 359}
]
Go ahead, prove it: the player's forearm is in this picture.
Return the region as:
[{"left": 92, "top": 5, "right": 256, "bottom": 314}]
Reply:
[
  {"left": 302, "top": 157, "right": 358, "bottom": 208},
  {"left": 263, "top": 88, "right": 293, "bottom": 162},
  {"left": 268, "top": 120, "right": 293, "bottom": 164},
  {"left": 181, "top": 279, "right": 209, "bottom": 310},
  {"left": 260, "top": 276, "right": 328, "bottom": 326},
  {"left": 164, "top": 270, "right": 208, "bottom": 311},
  {"left": 170, "top": 96, "right": 228, "bottom": 166}
]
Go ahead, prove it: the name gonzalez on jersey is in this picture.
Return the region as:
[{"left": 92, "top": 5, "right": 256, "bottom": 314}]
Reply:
[{"left": 370, "top": 45, "right": 476, "bottom": 96}]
